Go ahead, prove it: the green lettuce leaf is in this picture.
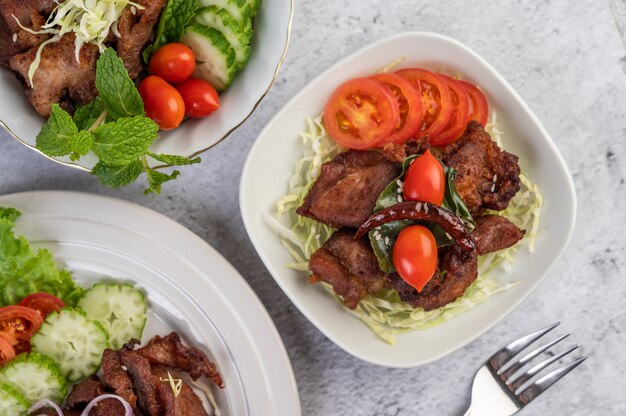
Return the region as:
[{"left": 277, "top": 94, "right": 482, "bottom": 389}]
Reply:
[{"left": 0, "top": 210, "right": 83, "bottom": 306}]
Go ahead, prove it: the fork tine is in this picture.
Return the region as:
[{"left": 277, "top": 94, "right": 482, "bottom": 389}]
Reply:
[
  {"left": 489, "top": 322, "right": 560, "bottom": 370},
  {"left": 497, "top": 333, "right": 570, "bottom": 377},
  {"left": 507, "top": 344, "right": 579, "bottom": 388},
  {"left": 516, "top": 356, "right": 588, "bottom": 404}
]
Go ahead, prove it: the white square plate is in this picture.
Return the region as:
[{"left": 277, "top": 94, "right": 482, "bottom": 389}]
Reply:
[{"left": 239, "top": 32, "right": 576, "bottom": 368}]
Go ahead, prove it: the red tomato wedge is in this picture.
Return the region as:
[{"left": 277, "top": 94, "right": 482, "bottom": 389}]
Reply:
[
  {"left": 323, "top": 78, "right": 400, "bottom": 149},
  {"left": 395, "top": 68, "right": 452, "bottom": 140},
  {"left": 0, "top": 305, "right": 43, "bottom": 344},
  {"left": 430, "top": 76, "right": 470, "bottom": 147},
  {"left": 370, "top": 73, "right": 423, "bottom": 144},
  {"left": 392, "top": 225, "right": 438, "bottom": 292},
  {"left": 19, "top": 293, "right": 65, "bottom": 318},
  {"left": 458, "top": 80, "right": 489, "bottom": 126},
  {"left": 0, "top": 334, "right": 16, "bottom": 365},
  {"left": 403, "top": 150, "right": 445, "bottom": 206}
]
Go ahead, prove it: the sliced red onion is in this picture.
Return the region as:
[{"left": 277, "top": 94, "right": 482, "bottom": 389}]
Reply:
[
  {"left": 29, "top": 399, "right": 64, "bottom": 416},
  {"left": 80, "top": 394, "right": 134, "bottom": 416}
]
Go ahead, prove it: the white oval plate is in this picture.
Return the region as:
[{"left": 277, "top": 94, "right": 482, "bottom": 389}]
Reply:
[
  {"left": 240, "top": 32, "right": 576, "bottom": 368},
  {"left": 0, "top": 0, "right": 293, "bottom": 171},
  {"left": 0, "top": 190, "right": 300, "bottom": 415}
]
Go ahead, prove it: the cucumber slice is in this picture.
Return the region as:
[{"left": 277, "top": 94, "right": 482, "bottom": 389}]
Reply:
[
  {"left": 31, "top": 307, "right": 109, "bottom": 382},
  {"left": 182, "top": 24, "right": 237, "bottom": 91},
  {"left": 194, "top": 6, "right": 252, "bottom": 67},
  {"left": 0, "top": 353, "right": 66, "bottom": 405},
  {"left": 197, "top": 0, "right": 251, "bottom": 26},
  {"left": 0, "top": 383, "right": 29, "bottom": 416},
  {"left": 77, "top": 282, "right": 147, "bottom": 350}
]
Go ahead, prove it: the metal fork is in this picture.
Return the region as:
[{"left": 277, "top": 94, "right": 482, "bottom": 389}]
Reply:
[{"left": 463, "top": 323, "right": 587, "bottom": 416}]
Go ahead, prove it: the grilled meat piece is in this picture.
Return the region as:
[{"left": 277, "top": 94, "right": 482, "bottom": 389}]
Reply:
[
  {"left": 309, "top": 229, "right": 389, "bottom": 309},
  {"left": 9, "top": 33, "right": 98, "bottom": 116},
  {"left": 378, "top": 138, "right": 430, "bottom": 163},
  {"left": 120, "top": 348, "right": 162, "bottom": 416},
  {"left": 297, "top": 150, "right": 401, "bottom": 228},
  {"left": 441, "top": 121, "right": 521, "bottom": 215},
  {"left": 472, "top": 215, "right": 525, "bottom": 255},
  {"left": 0, "top": 0, "right": 55, "bottom": 66},
  {"left": 136, "top": 332, "right": 224, "bottom": 388},
  {"left": 389, "top": 244, "right": 478, "bottom": 311},
  {"left": 66, "top": 376, "right": 106, "bottom": 408},
  {"left": 116, "top": 0, "right": 166, "bottom": 79},
  {"left": 101, "top": 349, "right": 138, "bottom": 408},
  {"left": 153, "top": 367, "right": 209, "bottom": 416}
]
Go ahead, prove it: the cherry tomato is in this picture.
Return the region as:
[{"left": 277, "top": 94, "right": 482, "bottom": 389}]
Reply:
[
  {"left": 458, "top": 80, "right": 489, "bottom": 127},
  {"left": 0, "top": 334, "right": 16, "bottom": 366},
  {"left": 430, "top": 77, "right": 470, "bottom": 147},
  {"left": 323, "top": 78, "right": 400, "bottom": 149},
  {"left": 395, "top": 68, "right": 452, "bottom": 140},
  {"left": 18, "top": 293, "right": 65, "bottom": 318},
  {"left": 392, "top": 225, "right": 438, "bottom": 292},
  {"left": 369, "top": 73, "right": 423, "bottom": 144},
  {"left": 403, "top": 149, "right": 445, "bottom": 206},
  {"left": 0, "top": 305, "right": 43, "bottom": 344},
  {"left": 139, "top": 75, "right": 185, "bottom": 131},
  {"left": 175, "top": 78, "right": 220, "bottom": 118},
  {"left": 149, "top": 43, "right": 196, "bottom": 84}
]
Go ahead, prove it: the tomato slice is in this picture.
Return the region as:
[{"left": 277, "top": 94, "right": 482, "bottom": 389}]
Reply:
[
  {"left": 18, "top": 293, "right": 65, "bottom": 318},
  {"left": 458, "top": 80, "right": 489, "bottom": 126},
  {"left": 323, "top": 78, "right": 400, "bottom": 149},
  {"left": 395, "top": 68, "right": 452, "bottom": 139},
  {"left": 369, "top": 73, "right": 423, "bottom": 144},
  {"left": 403, "top": 150, "right": 445, "bottom": 205},
  {"left": 429, "top": 77, "right": 470, "bottom": 147},
  {"left": 0, "top": 334, "right": 16, "bottom": 365},
  {"left": 392, "top": 225, "right": 438, "bottom": 292},
  {"left": 0, "top": 305, "right": 43, "bottom": 344}
]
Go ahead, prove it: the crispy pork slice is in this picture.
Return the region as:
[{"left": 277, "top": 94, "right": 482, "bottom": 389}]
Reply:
[
  {"left": 297, "top": 150, "right": 401, "bottom": 228},
  {"left": 116, "top": 0, "right": 167, "bottom": 79},
  {"left": 120, "top": 348, "right": 162, "bottom": 416},
  {"left": 441, "top": 121, "right": 521, "bottom": 215},
  {"left": 472, "top": 215, "right": 525, "bottom": 255},
  {"left": 101, "top": 349, "right": 138, "bottom": 408},
  {"left": 9, "top": 33, "right": 98, "bottom": 116},
  {"left": 153, "top": 367, "right": 209, "bottom": 416},
  {"left": 389, "top": 244, "right": 478, "bottom": 311},
  {"left": 308, "top": 229, "right": 389, "bottom": 309},
  {"left": 135, "top": 332, "right": 224, "bottom": 388},
  {"left": 66, "top": 376, "right": 106, "bottom": 408}
]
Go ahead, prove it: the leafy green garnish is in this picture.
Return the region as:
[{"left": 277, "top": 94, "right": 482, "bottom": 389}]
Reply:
[
  {"left": 0, "top": 209, "right": 83, "bottom": 306},
  {"left": 142, "top": 0, "right": 197, "bottom": 62},
  {"left": 35, "top": 48, "right": 199, "bottom": 194},
  {"left": 368, "top": 153, "right": 474, "bottom": 273}
]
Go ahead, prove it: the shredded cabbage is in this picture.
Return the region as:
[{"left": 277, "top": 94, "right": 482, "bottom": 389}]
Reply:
[
  {"left": 13, "top": 0, "right": 143, "bottom": 86},
  {"left": 268, "top": 113, "right": 543, "bottom": 344}
]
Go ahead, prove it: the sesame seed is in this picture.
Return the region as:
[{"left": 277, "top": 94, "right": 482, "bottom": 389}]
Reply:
[
  {"left": 375, "top": 235, "right": 382, "bottom": 241},
  {"left": 375, "top": 226, "right": 381, "bottom": 230},
  {"left": 397, "top": 195, "right": 403, "bottom": 203},
  {"left": 396, "top": 179, "right": 403, "bottom": 187},
  {"left": 12, "top": 33, "right": 17, "bottom": 43},
  {"left": 493, "top": 174, "right": 498, "bottom": 182},
  {"left": 384, "top": 237, "right": 390, "bottom": 245},
  {"left": 121, "top": 365, "right": 128, "bottom": 371},
  {"left": 490, "top": 183, "right": 496, "bottom": 192}
]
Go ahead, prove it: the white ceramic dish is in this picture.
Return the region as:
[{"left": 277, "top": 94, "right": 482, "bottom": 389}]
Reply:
[
  {"left": 0, "top": 0, "right": 293, "bottom": 171},
  {"left": 240, "top": 32, "right": 576, "bottom": 368},
  {"left": 0, "top": 191, "right": 300, "bottom": 415}
]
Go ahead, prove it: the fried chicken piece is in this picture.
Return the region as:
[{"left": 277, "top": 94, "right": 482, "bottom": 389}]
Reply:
[
  {"left": 309, "top": 229, "right": 389, "bottom": 309},
  {"left": 101, "top": 349, "right": 138, "bottom": 409},
  {"left": 135, "top": 332, "right": 224, "bottom": 388},
  {"left": 378, "top": 138, "right": 430, "bottom": 163},
  {"left": 152, "top": 367, "right": 209, "bottom": 416},
  {"left": 116, "top": 0, "right": 167, "bottom": 79},
  {"left": 441, "top": 121, "right": 521, "bottom": 215},
  {"left": 297, "top": 150, "right": 401, "bottom": 228},
  {"left": 9, "top": 33, "right": 98, "bottom": 116},
  {"left": 389, "top": 244, "right": 478, "bottom": 311},
  {"left": 120, "top": 348, "right": 163, "bottom": 416},
  {"left": 472, "top": 215, "right": 525, "bottom": 255}
]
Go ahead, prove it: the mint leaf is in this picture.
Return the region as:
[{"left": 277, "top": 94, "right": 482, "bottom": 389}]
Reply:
[
  {"left": 147, "top": 151, "right": 201, "bottom": 166},
  {"left": 143, "top": 0, "right": 197, "bottom": 62},
  {"left": 73, "top": 97, "right": 106, "bottom": 130},
  {"left": 92, "top": 160, "right": 144, "bottom": 188},
  {"left": 92, "top": 117, "right": 158, "bottom": 165},
  {"left": 145, "top": 169, "right": 180, "bottom": 194},
  {"left": 68, "top": 130, "right": 95, "bottom": 161},
  {"left": 0, "top": 207, "right": 20, "bottom": 222},
  {"left": 96, "top": 48, "right": 144, "bottom": 119},
  {"left": 36, "top": 104, "right": 78, "bottom": 156}
]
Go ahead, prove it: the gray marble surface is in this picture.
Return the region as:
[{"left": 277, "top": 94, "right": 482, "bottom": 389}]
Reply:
[{"left": 1, "top": 0, "right": 625, "bottom": 414}]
